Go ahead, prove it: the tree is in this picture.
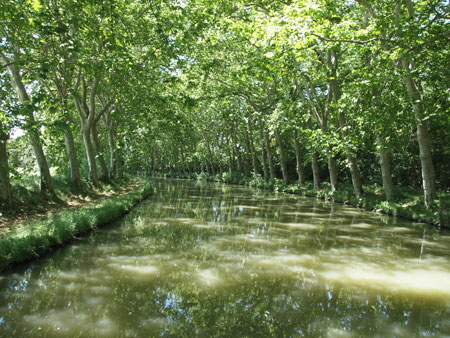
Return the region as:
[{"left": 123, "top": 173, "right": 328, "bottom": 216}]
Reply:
[{"left": 0, "top": 6, "right": 57, "bottom": 197}]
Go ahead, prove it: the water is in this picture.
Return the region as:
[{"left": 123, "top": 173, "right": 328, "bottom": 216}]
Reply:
[{"left": 1, "top": 178, "right": 449, "bottom": 337}]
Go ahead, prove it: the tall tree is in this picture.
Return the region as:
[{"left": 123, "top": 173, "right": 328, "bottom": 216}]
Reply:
[{"left": 0, "top": 44, "right": 56, "bottom": 196}]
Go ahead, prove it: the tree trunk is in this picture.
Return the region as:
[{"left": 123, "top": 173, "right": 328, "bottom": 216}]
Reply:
[
  {"left": 244, "top": 132, "right": 254, "bottom": 175},
  {"left": 91, "top": 124, "right": 110, "bottom": 183},
  {"left": 63, "top": 126, "right": 83, "bottom": 194},
  {"left": 312, "top": 152, "right": 321, "bottom": 190},
  {"left": 73, "top": 76, "right": 104, "bottom": 188},
  {"left": 0, "top": 124, "right": 12, "bottom": 207},
  {"left": 1, "top": 52, "right": 56, "bottom": 196},
  {"left": 275, "top": 128, "right": 289, "bottom": 185},
  {"left": 107, "top": 129, "right": 117, "bottom": 179},
  {"left": 247, "top": 120, "right": 259, "bottom": 175},
  {"left": 347, "top": 153, "right": 363, "bottom": 199},
  {"left": 402, "top": 63, "right": 437, "bottom": 205},
  {"left": 205, "top": 139, "right": 216, "bottom": 175},
  {"left": 415, "top": 118, "right": 436, "bottom": 205},
  {"left": 329, "top": 49, "right": 363, "bottom": 198},
  {"left": 377, "top": 136, "right": 394, "bottom": 201},
  {"left": 293, "top": 130, "right": 305, "bottom": 187},
  {"left": 327, "top": 155, "right": 338, "bottom": 192},
  {"left": 82, "top": 128, "right": 101, "bottom": 188},
  {"left": 50, "top": 74, "right": 83, "bottom": 194},
  {"left": 243, "top": 154, "right": 251, "bottom": 177},
  {"left": 337, "top": 107, "right": 363, "bottom": 198},
  {"left": 28, "top": 127, "right": 56, "bottom": 195},
  {"left": 225, "top": 136, "right": 234, "bottom": 174},
  {"left": 264, "top": 130, "right": 276, "bottom": 179},
  {"left": 400, "top": 0, "right": 436, "bottom": 201},
  {"left": 116, "top": 150, "right": 123, "bottom": 179},
  {"left": 306, "top": 119, "right": 321, "bottom": 189},
  {"left": 260, "top": 129, "right": 269, "bottom": 181},
  {"left": 358, "top": 0, "right": 436, "bottom": 206},
  {"left": 105, "top": 110, "right": 117, "bottom": 179},
  {"left": 370, "top": 89, "right": 394, "bottom": 201},
  {"left": 231, "top": 132, "right": 243, "bottom": 174}
]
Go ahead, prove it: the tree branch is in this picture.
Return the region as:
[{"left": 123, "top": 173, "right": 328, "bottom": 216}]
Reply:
[
  {"left": 95, "top": 100, "right": 113, "bottom": 124},
  {"left": 89, "top": 77, "right": 100, "bottom": 122},
  {"left": 0, "top": 51, "right": 16, "bottom": 69},
  {"left": 309, "top": 33, "right": 407, "bottom": 48},
  {"left": 244, "top": 3, "right": 271, "bottom": 15}
]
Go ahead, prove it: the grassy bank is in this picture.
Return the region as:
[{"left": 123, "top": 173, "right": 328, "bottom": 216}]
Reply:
[
  {"left": 2, "top": 175, "right": 121, "bottom": 220},
  {"left": 0, "top": 181, "right": 153, "bottom": 272},
  {"left": 158, "top": 172, "right": 449, "bottom": 229}
]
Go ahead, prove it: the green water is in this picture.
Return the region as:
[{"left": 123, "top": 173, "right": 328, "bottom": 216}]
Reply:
[{"left": 1, "top": 179, "right": 450, "bottom": 337}]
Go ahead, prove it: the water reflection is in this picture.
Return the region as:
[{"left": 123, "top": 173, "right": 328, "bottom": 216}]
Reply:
[{"left": 0, "top": 178, "right": 449, "bottom": 337}]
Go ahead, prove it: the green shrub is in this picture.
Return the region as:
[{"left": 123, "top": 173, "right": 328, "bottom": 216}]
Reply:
[{"left": 196, "top": 172, "right": 210, "bottom": 181}]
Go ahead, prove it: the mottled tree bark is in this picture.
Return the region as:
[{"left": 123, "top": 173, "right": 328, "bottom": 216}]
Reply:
[
  {"left": 91, "top": 124, "right": 110, "bottom": 183},
  {"left": 246, "top": 120, "right": 259, "bottom": 175},
  {"left": 225, "top": 136, "right": 234, "bottom": 174},
  {"left": 82, "top": 130, "right": 100, "bottom": 188},
  {"left": 327, "top": 155, "right": 338, "bottom": 193},
  {"left": 0, "top": 124, "right": 12, "bottom": 207},
  {"left": 73, "top": 74, "right": 101, "bottom": 188},
  {"left": 312, "top": 153, "right": 321, "bottom": 190},
  {"left": 275, "top": 128, "right": 289, "bottom": 185},
  {"left": 1, "top": 51, "right": 55, "bottom": 196},
  {"left": 260, "top": 129, "right": 269, "bottom": 181},
  {"left": 105, "top": 109, "right": 117, "bottom": 179},
  {"left": 306, "top": 119, "right": 321, "bottom": 190},
  {"left": 231, "top": 131, "right": 243, "bottom": 174},
  {"left": 329, "top": 50, "right": 363, "bottom": 198},
  {"left": 401, "top": 0, "right": 436, "bottom": 203},
  {"left": 402, "top": 63, "right": 437, "bottom": 205},
  {"left": 264, "top": 130, "right": 276, "bottom": 179},
  {"left": 377, "top": 136, "right": 394, "bottom": 201},
  {"left": 293, "top": 130, "right": 306, "bottom": 187},
  {"left": 63, "top": 126, "right": 83, "bottom": 194},
  {"left": 358, "top": 0, "right": 436, "bottom": 205}
]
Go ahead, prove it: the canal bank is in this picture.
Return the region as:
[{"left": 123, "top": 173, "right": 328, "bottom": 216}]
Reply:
[
  {"left": 0, "top": 181, "right": 153, "bottom": 272},
  {"left": 154, "top": 172, "right": 450, "bottom": 229}
]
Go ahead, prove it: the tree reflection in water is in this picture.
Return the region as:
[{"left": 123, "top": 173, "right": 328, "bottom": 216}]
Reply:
[{"left": 0, "top": 179, "right": 449, "bottom": 337}]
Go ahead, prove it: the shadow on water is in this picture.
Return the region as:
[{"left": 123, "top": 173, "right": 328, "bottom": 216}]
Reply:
[{"left": 1, "top": 178, "right": 449, "bottom": 337}]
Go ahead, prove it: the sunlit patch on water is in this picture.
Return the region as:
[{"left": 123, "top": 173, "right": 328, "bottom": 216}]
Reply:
[
  {"left": 88, "top": 285, "right": 112, "bottom": 294},
  {"left": 280, "top": 222, "right": 321, "bottom": 230},
  {"left": 113, "top": 264, "right": 159, "bottom": 276},
  {"left": 139, "top": 317, "right": 168, "bottom": 330},
  {"left": 318, "top": 263, "right": 450, "bottom": 299},
  {"left": 196, "top": 268, "right": 222, "bottom": 288},
  {"left": 104, "top": 255, "right": 160, "bottom": 277},
  {"left": 381, "top": 226, "right": 417, "bottom": 233},
  {"left": 350, "top": 222, "right": 377, "bottom": 229},
  {"left": 324, "top": 327, "right": 352, "bottom": 338},
  {"left": 25, "top": 311, "right": 116, "bottom": 336}
]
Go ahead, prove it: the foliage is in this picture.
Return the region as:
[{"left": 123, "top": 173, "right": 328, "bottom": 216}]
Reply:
[{"left": 0, "top": 0, "right": 449, "bottom": 217}]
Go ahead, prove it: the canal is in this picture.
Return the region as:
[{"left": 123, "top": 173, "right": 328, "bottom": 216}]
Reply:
[{"left": 1, "top": 178, "right": 450, "bottom": 337}]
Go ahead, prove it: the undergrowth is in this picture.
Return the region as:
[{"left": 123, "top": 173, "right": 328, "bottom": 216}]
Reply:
[
  {"left": 2, "top": 175, "right": 122, "bottom": 218},
  {"left": 0, "top": 181, "right": 153, "bottom": 271}
]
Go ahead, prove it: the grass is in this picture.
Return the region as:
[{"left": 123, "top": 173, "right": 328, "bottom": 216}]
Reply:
[
  {"left": 158, "top": 171, "right": 449, "bottom": 229},
  {"left": 3, "top": 175, "right": 115, "bottom": 218},
  {"left": 0, "top": 180, "right": 153, "bottom": 272}
]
